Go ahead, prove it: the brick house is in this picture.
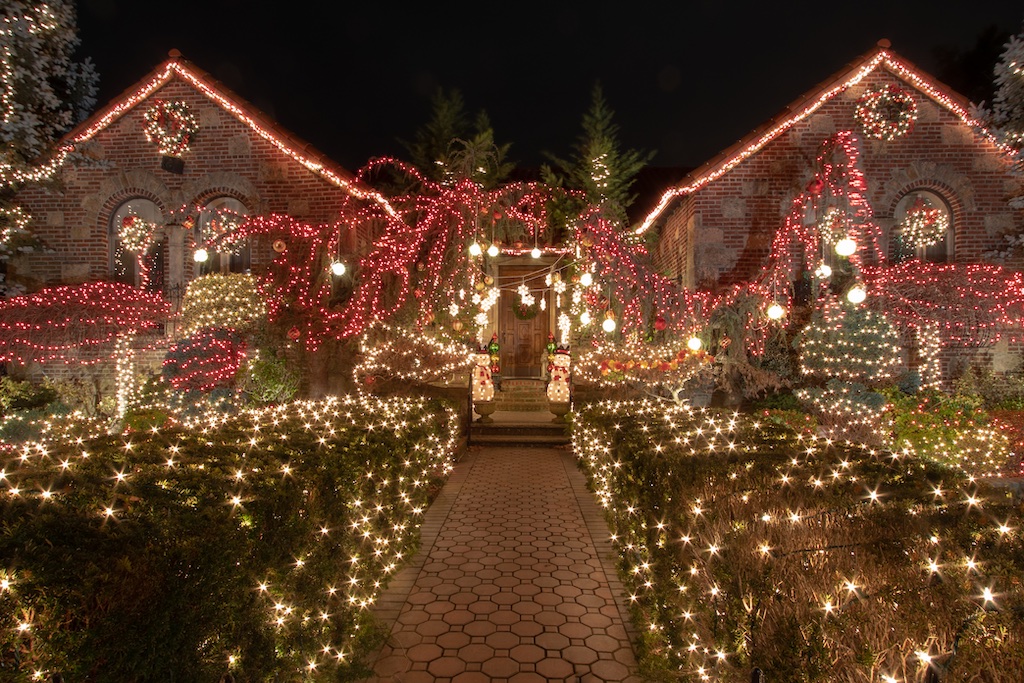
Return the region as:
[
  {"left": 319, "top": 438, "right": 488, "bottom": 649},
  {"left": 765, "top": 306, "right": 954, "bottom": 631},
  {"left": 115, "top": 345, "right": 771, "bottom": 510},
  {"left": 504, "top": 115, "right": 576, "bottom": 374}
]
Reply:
[
  {"left": 11, "top": 49, "right": 373, "bottom": 298},
  {"left": 643, "top": 41, "right": 1024, "bottom": 377}
]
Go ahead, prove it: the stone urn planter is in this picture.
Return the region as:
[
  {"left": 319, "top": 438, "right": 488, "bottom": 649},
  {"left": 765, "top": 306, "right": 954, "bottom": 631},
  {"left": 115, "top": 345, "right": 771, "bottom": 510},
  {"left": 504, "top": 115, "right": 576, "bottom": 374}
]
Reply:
[
  {"left": 549, "top": 401, "right": 570, "bottom": 423},
  {"left": 474, "top": 400, "right": 496, "bottom": 423}
]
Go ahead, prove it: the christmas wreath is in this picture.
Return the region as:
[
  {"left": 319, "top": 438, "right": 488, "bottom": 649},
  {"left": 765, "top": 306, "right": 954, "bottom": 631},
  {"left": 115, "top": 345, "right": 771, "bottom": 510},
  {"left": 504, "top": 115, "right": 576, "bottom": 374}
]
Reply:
[
  {"left": 854, "top": 85, "right": 918, "bottom": 141},
  {"left": 512, "top": 301, "right": 541, "bottom": 320},
  {"left": 901, "top": 196, "right": 949, "bottom": 248},
  {"left": 143, "top": 99, "right": 199, "bottom": 157},
  {"left": 817, "top": 206, "right": 848, "bottom": 245},
  {"left": 118, "top": 213, "right": 155, "bottom": 254}
]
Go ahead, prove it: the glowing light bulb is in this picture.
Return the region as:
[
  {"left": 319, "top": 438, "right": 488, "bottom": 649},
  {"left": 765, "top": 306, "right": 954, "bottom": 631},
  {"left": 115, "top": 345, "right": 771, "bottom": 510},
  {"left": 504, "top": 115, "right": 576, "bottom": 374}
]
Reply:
[
  {"left": 580, "top": 272, "right": 593, "bottom": 287},
  {"left": 487, "top": 242, "right": 500, "bottom": 257},
  {"left": 847, "top": 285, "right": 867, "bottom": 304},
  {"left": 815, "top": 263, "right": 832, "bottom": 278},
  {"left": 468, "top": 241, "right": 482, "bottom": 256},
  {"left": 835, "top": 237, "right": 856, "bottom": 256},
  {"left": 531, "top": 247, "right": 542, "bottom": 259},
  {"left": 687, "top": 337, "right": 702, "bottom": 351},
  {"left": 580, "top": 311, "right": 592, "bottom": 325},
  {"left": 602, "top": 315, "right": 617, "bottom": 333},
  {"left": 766, "top": 303, "right": 785, "bottom": 320},
  {"left": 193, "top": 248, "right": 209, "bottom": 263},
  {"left": 330, "top": 261, "right": 346, "bottom": 276}
]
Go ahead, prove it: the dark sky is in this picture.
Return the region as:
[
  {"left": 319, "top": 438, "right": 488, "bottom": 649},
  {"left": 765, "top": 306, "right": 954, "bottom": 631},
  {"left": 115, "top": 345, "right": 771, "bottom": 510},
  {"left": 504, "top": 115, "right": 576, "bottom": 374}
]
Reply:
[{"left": 76, "top": 1, "right": 1022, "bottom": 172}]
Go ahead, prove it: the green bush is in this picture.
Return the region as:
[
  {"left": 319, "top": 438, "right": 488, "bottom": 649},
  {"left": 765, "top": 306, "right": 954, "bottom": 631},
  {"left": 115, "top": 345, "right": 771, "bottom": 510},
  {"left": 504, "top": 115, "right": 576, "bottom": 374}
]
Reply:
[
  {"left": 0, "top": 395, "right": 458, "bottom": 681},
  {"left": 885, "top": 388, "right": 1012, "bottom": 475},
  {"left": 243, "top": 352, "right": 300, "bottom": 404},
  {"left": 574, "top": 400, "right": 1024, "bottom": 681},
  {"left": 955, "top": 366, "right": 1024, "bottom": 410},
  {"left": 0, "top": 377, "right": 57, "bottom": 412}
]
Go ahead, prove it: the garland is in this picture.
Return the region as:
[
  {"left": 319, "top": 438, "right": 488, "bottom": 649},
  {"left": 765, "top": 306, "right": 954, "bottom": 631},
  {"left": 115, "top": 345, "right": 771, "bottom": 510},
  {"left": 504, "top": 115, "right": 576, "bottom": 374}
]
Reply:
[
  {"left": 143, "top": 99, "right": 199, "bottom": 157},
  {"left": 854, "top": 85, "right": 918, "bottom": 141},
  {"left": 900, "top": 196, "right": 949, "bottom": 248}
]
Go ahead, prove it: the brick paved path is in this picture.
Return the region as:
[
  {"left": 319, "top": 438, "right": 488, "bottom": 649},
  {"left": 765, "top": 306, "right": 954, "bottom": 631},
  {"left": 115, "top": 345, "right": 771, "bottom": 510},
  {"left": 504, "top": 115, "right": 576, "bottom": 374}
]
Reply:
[{"left": 366, "top": 447, "right": 641, "bottom": 682}]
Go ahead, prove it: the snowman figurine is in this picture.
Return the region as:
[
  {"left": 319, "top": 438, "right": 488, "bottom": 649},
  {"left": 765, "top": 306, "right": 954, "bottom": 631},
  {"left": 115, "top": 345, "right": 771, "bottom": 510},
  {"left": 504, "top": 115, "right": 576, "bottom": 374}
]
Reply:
[
  {"left": 472, "top": 351, "right": 495, "bottom": 403},
  {"left": 547, "top": 348, "right": 571, "bottom": 403}
]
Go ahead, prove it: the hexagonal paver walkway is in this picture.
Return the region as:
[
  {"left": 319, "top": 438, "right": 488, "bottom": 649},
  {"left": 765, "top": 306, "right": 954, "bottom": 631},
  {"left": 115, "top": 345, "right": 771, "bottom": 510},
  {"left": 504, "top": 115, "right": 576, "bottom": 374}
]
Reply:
[{"left": 365, "top": 446, "right": 641, "bottom": 682}]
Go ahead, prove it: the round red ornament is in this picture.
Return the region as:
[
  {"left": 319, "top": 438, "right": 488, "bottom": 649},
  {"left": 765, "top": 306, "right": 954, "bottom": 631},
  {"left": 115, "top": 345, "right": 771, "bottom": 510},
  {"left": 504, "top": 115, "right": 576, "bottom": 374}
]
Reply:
[
  {"left": 273, "top": 239, "right": 287, "bottom": 253},
  {"left": 654, "top": 315, "right": 668, "bottom": 331},
  {"left": 287, "top": 326, "right": 301, "bottom": 340}
]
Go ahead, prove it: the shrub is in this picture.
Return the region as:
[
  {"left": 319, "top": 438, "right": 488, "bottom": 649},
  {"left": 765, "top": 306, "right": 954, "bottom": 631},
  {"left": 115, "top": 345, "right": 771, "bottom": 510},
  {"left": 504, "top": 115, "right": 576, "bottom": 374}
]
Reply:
[
  {"left": 0, "top": 377, "right": 57, "bottom": 412},
  {"left": 0, "top": 395, "right": 458, "bottom": 681},
  {"left": 885, "top": 388, "right": 1012, "bottom": 476},
  {"left": 178, "top": 273, "right": 267, "bottom": 337},
  {"left": 574, "top": 401, "right": 1024, "bottom": 680},
  {"left": 955, "top": 365, "right": 1024, "bottom": 410},
  {"left": 242, "top": 351, "right": 300, "bottom": 404},
  {"left": 163, "top": 327, "right": 247, "bottom": 393}
]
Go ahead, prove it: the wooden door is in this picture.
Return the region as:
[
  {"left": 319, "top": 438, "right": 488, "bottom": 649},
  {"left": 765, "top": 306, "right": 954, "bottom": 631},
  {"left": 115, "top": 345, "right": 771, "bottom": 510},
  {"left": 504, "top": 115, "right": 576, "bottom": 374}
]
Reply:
[{"left": 498, "top": 267, "right": 549, "bottom": 377}]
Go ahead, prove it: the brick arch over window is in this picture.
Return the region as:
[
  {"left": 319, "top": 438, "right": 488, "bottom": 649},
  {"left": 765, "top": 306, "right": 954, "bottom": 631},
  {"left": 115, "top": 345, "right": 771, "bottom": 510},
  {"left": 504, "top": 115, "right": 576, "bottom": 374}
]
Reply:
[
  {"left": 99, "top": 189, "right": 169, "bottom": 290},
  {"left": 85, "top": 170, "right": 173, "bottom": 232},
  {"left": 878, "top": 163, "right": 972, "bottom": 262},
  {"left": 181, "top": 172, "right": 261, "bottom": 213}
]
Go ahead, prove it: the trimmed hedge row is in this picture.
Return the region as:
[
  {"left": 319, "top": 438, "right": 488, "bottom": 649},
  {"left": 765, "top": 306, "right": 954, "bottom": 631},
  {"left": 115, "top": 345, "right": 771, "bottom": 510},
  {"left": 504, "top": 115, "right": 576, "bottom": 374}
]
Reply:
[
  {"left": 573, "top": 400, "right": 1024, "bottom": 682},
  {"left": 1, "top": 395, "right": 458, "bottom": 682}
]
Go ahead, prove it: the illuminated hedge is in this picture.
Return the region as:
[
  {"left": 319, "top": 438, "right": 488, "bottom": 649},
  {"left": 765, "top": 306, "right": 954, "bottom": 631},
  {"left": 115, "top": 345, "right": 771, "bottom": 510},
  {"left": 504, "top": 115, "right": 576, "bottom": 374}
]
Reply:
[
  {"left": 0, "top": 395, "right": 458, "bottom": 681},
  {"left": 574, "top": 401, "right": 1024, "bottom": 680},
  {"left": 179, "top": 273, "right": 267, "bottom": 337}
]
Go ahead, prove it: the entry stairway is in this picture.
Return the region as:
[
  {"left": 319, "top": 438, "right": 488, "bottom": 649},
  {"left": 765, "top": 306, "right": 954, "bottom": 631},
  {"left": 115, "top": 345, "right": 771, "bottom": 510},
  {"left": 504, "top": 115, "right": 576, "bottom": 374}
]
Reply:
[{"left": 469, "top": 378, "right": 571, "bottom": 447}]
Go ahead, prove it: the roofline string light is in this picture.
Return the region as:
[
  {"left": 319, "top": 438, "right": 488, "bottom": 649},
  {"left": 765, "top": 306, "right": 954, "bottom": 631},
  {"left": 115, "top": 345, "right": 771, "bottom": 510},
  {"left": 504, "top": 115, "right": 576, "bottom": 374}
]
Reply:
[{"left": 636, "top": 48, "right": 1018, "bottom": 235}]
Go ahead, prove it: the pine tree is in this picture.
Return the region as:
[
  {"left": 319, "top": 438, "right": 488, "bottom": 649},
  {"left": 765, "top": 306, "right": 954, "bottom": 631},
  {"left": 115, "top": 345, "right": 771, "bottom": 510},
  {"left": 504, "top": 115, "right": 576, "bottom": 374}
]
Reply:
[
  {"left": 403, "top": 89, "right": 512, "bottom": 187},
  {"left": 991, "top": 22, "right": 1024, "bottom": 152},
  {"left": 543, "top": 83, "right": 653, "bottom": 227},
  {"left": 0, "top": 0, "right": 98, "bottom": 177}
]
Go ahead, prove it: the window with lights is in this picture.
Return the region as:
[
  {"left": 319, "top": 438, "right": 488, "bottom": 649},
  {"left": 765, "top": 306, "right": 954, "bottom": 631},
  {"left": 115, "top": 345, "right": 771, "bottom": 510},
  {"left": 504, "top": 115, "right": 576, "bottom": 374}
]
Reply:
[
  {"left": 195, "top": 197, "right": 250, "bottom": 275},
  {"left": 109, "top": 198, "right": 163, "bottom": 288},
  {"left": 891, "top": 190, "right": 953, "bottom": 263}
]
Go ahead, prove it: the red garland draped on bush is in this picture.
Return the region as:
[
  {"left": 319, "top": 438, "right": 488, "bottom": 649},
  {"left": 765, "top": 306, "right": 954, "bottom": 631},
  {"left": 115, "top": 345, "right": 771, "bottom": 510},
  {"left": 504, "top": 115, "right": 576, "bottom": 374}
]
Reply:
[
  {"left": 0, "top": 282, "right": 170, "bottom": 365},
  {"left": 863, "top": 260, "right": 1024, "bottom": 345}
]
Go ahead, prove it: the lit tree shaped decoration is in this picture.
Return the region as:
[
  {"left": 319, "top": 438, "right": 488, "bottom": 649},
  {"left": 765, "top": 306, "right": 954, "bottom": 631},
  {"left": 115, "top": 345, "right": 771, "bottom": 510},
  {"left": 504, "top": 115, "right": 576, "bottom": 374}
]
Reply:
[
  {"left": 854, "top": 84, "right": 918, "bottom": 141},
  {"left": 900, "top": 195, "right": 949, "bottom": 249}
]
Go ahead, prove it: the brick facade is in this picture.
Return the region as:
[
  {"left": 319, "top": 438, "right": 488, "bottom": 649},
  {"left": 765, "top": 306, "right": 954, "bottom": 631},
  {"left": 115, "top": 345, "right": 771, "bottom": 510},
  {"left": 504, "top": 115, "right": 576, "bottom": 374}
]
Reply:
[
  {"left": 649, "top": 47, "right": 1024, "bottom": 380},
  {"left": 12, "top": 56, "right": 366, "bottom": 293},
  {"left": 653, "top": 66, "right": 1024, "bottom": 287}
]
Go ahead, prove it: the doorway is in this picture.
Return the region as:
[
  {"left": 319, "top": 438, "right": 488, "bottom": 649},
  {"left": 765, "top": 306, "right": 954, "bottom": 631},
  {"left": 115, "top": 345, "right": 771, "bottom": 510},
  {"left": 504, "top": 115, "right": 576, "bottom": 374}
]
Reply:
[{"left": 498, "top": 266, "right": 550, "bottom": 378}]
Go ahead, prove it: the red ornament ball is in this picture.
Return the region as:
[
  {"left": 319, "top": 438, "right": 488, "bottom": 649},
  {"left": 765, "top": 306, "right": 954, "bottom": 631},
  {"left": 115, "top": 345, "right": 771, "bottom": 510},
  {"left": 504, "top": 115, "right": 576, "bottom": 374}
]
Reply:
[
  {"left": 654, "top": 316, "right": 668, "bottom": 331},
  {"left": 122, "top": 215, "right": 135, "bottom": 228},
  {"left": 273, "top": 239, "right": 287, "bottom": 253},
  {"left": 287, "top": 326, "right": 301, "bottom": 341}
]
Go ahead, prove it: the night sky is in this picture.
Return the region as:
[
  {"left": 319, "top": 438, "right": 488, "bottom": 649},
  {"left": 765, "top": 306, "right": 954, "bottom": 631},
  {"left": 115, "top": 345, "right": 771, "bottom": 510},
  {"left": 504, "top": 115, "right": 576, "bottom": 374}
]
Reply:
[{"left": 76, "top": 1, "right": 1022, "bottom": 173}]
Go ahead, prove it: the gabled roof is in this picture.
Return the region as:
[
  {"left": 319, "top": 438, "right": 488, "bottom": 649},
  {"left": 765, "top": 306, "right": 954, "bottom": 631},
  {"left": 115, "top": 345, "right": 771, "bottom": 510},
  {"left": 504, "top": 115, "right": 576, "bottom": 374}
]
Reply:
[
  {"left": 6, "top": 50, "right": 397, "bottom": 215},
  {"left": 637, "top": 41, "right": 1016, "bottom": 235}
]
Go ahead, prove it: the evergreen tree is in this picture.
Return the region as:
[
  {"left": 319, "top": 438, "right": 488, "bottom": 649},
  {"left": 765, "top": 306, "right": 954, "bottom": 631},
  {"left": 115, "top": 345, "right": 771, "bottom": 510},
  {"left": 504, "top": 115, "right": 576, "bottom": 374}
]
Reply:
[
  {"left": 542, "top": 83, "right": 653, "bottom": 227},
  {"left": 991, "top": 22, "right": 1024, "bottom": 152},
  {"left": 0, "top": 0, "right": 98, "bottom": 178},
  {"left": 402, "top": 89, "right": 511, "bottom": 187}
]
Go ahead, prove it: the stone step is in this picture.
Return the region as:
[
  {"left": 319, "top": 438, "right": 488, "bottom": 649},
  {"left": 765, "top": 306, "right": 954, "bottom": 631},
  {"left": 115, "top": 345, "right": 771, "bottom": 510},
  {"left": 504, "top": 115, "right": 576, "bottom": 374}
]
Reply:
[{"left": 469, "top": 433, "right": 571, "bottom": 447}]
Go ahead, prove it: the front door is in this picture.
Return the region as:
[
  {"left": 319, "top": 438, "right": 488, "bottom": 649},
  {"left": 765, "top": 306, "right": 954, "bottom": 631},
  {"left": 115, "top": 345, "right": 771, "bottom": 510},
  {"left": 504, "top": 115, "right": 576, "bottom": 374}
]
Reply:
[{"left": 498, "top": 266, "right": 550, "bottom": 377}]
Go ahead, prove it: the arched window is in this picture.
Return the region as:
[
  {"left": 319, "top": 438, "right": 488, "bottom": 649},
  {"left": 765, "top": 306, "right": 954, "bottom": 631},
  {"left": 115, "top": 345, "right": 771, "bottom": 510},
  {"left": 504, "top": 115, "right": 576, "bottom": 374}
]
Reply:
[
  {"left": 891, "top": 190, "right": 953, "bottom": 263},
  {"left": 110, "top": 198, "right": 162, "bottom": 286},
  {"left": 195, "top": 197, "right": 250, "bottom": 276}
]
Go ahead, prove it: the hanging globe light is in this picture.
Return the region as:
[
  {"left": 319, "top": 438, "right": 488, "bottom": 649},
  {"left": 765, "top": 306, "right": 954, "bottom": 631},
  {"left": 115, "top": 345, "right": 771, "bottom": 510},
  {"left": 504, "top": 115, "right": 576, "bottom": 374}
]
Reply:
[
  {"left": 847, "top": 285, "right": 867, "bottom": 304},
  {"left": 193, "top": 248, "right": 209, "bottom": 263},
  {"left": 766, "top": 303, "right": 786, "bottom": 320},
  {"left": 531, "top": 247, "right": 542, "bottom": 259},
  {"left": 580, "top": 310, "right": 592, "bottom": 325},
  {"left": 815, "top": 263, "right": 832, "bottom": 279},
  {"left": 487, "top": 242, "right": 500, "bottom": 257},
  {"left": 330, "top": 261, "right": 346, "bottom": 276},
  {"left": 468, "top": 241, "right": 482, "bottom": 257},
  {"left": 687, "top": 337, "right": 703, "bottom": 351},
  {"left": 602, "top": 310, "right": 617, "bottom": 333},
  {"left": 580, "top": 272, "right": 593, "bottom": 287},
  {"left": 835, "top": 237, "right": 857, "bottom": 257}
]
